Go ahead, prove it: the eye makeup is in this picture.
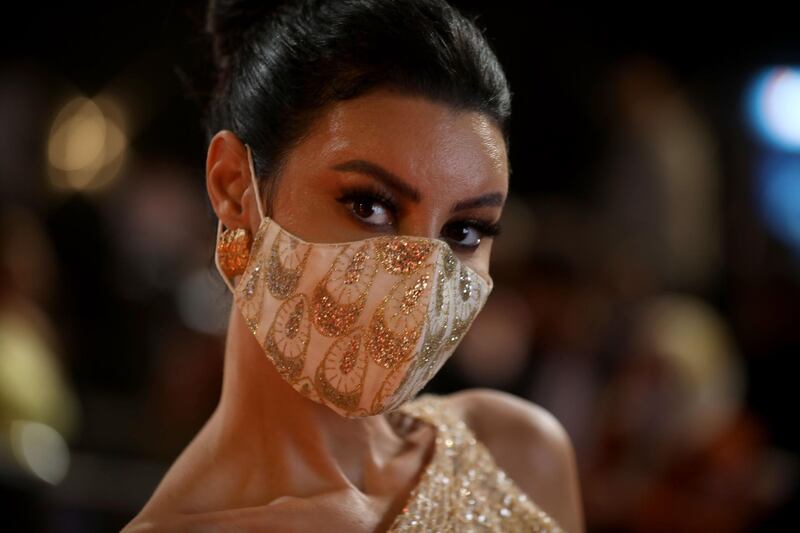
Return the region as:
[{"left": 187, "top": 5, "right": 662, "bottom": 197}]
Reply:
[
  {"left": 334, "top": 184, "right": 502, "bottom": 250},
  {"left": 336, "top": 184, "right": 399, "bottom": 227}
]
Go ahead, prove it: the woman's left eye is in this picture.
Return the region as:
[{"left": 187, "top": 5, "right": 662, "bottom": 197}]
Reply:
[
  {"left": 442, "top": 222, "right": 483, "bottom": 249},
  {"left": 441, "top": 219, "right": 502, "bottom": 250}
]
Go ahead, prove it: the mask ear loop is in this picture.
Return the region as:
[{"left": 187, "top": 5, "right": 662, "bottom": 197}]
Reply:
[
  {"left": 245, "top": 143, "right": 267, "bottom": 220},
  {"left": 214, "top": 143, "right": 266, "bottom": 294}
]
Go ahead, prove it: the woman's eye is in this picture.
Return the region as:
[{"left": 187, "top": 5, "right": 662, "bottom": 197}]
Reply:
[
  {"left": 442, "top": 222, "right": 482, "bottom": 249},
  {"left": 346, "top": 196, "right": 393, "bottom": 226}
]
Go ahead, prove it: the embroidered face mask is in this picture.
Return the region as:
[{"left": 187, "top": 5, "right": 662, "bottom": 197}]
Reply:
[{"left": 214, "top": 144, "right": 494, "bottom": 417}]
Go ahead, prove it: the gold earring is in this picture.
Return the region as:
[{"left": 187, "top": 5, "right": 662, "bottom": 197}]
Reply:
[{"left": 217, "top": 227, "right": 252, "bottom": 279}]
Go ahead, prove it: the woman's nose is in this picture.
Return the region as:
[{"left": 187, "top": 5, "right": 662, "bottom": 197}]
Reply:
[{"left": 396, "top": 211, "right": 441, "bottom": 241}]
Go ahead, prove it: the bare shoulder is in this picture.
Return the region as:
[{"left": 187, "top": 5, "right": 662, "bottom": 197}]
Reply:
[{"left": 445, "top": 388, "right": 585, "bottom": 533}]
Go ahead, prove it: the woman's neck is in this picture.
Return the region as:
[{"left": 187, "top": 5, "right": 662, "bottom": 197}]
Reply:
[{"left": 212, "top": 304, "right": 411, "bottom": 500}]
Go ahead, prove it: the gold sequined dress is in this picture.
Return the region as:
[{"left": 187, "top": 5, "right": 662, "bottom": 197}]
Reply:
[{"left": 385, "top": 393, "right": 563, "bottom": 532}]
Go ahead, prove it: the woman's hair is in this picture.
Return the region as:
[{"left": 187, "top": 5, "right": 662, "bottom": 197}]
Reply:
[{"left": 203, "top": 0, "right": 512, "bottom": 215}]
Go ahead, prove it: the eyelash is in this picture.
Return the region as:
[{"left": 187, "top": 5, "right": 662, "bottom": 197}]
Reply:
[{"left": 335, "top": 185, "right": 502, "bottom": 250}]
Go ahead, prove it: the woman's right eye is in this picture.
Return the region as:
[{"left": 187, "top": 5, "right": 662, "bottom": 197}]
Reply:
[{"left": 336, "top": 189, "right": 396, "bottom": 228}]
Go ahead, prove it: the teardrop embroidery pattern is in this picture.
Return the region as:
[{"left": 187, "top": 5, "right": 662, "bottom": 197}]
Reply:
[
  {"left": 442, "top": 265, "right": 483, "bottom": 351},
  {"left": 314, "top": 328, "right": 369, "bottom": 413},
  {"left": 263, "top": 293, "right": 311, "bottom": 382},
  {"left": 240, "top": 255, "right": 267, "bottom": 336},
  {"left": 266, "top": 229, "right": 312, "bottom": 299},
  {"left": 366, "top": 266, "right": 433, "bottom": 370},
  {"left": 311, "top": 242, "right": 378, "bottom": 337},
  {"left": 421, "top": 264, "right": 454, "bottom": 382},
  {"left": 385, "top": 255, "right": 454, "bottom": 410},
  {"left": 440, "top": 246, "right": 458, "bottom": 281},
  {"left": 227, "top": 211, "right": 492, "bottom": 417},
  {"left": 237, "top": 219, "right": 273, "bottom": 335}
]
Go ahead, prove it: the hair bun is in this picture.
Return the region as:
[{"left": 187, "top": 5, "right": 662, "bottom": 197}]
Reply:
[{"left": 206, "top": 0, "right": 283, "bottom": 72}]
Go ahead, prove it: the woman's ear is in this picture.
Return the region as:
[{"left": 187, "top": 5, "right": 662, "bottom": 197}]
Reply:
[{"left": 206, "top": 130, "right": 260, "bottom": 232}]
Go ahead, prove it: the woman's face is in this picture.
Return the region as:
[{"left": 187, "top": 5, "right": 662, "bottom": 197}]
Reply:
[{"left": 207, "top": 88, "right": 509, "bottom": 277}]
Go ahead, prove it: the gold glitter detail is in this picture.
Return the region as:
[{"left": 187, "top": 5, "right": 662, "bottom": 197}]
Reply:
[
  {"left": 401, "top": 276, "right": 429, "bottom": 314},
  {"left": 434, "top": 266, "right": 448, "bottom": 314},
  {"left": 366, "top": 269, "right": 432, "bottom": 369},
  {"left": 232, "top": 216, "right": 494, "bottom": 418},
  {"left": 285, "top": 298, "right": 304, "bottom": 339},
  {"left": 263, "top": 294, "right": 310, "bottom": 382},
  {"left": 377, "top": 237, "right": 435, "bottom": 275},
  {"left": 386, "top": 394, "right": 564, "bottom": 532},
  {"left": 267, "top": 230, "right": 311, "bottom": 299},
  {"left": 238, "top": 256, "right": 268, "bottom": 335},
  {"left": 243, "top": 264, "right": 261, "bottom": 299},
  {"left": 444, "top": 265, "right": 483, "bottom": 351},
  {"left": 458, "top": 267, "right": 473, "bottom": 302},
  {"left": 442, "top": 246, "right": 458, "bottom": 280},
  {"left": 311, "top": 285, "right": 364, "bottom": 337},
  {"left": 343, "top": 248, "right": 368, "bottom": 284},
  {"left": 311, "top": 243, "right": 378, "bottom": 337},
  {"left": 384, "top": 264, "right": 453, "bottom": 410},
  {"left": 444, "top": 316, "right": 472, "bottom": 350},
  {"left": 314, "top": 329, "right": 368, "bottom": 413},
  {"left": 339, "top": 336, "right": 360, "bottom": 374}
]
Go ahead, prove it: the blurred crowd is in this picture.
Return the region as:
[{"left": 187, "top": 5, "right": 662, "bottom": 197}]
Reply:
[{"left": 1, "top": 4, "right": 799, "bottom": 532}]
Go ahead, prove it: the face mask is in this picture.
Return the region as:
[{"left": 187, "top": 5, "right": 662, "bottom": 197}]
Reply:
[{"left": 214, "top": 144, "right": 494, "bottom": 417}]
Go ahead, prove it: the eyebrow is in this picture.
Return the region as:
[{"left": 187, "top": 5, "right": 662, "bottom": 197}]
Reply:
[{"left": 330, "top": 158, "right": 505, "bottom": 212}]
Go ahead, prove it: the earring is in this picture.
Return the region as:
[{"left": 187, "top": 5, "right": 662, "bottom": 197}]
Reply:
[{"left": 217, "top": 227, "right": 252, "bottom": 279}]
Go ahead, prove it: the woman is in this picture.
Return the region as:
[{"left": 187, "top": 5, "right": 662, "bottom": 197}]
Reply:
[{"left": 123, "top": 0, "right": 583, "bottom": 531}]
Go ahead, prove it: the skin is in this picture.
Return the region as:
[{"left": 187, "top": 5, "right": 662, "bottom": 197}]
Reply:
[{"left": 122, "top": 88, "right": 584, "bottom": 532}]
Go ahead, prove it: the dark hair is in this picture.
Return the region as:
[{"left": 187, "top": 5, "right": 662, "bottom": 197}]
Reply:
[{"left": 204, "top": 0, "right": 512, "bottom": 216}]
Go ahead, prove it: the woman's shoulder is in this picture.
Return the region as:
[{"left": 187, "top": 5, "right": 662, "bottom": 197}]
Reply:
[
  {"left": 444, "top": 388, "right": 568, "bottom": 446},
  {"left": 442, "top": 388, "right": 584, "bottom": 532}
]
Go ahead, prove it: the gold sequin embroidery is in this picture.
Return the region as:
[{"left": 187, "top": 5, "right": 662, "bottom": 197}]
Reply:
[
  {"left": 235, "top": 220, "right": 273, "bottom": 335},
  {"left": 239, "top": 256, "right": 267, "bottom": 336},
  {"left": 267, "top": 229, "right": 312, "bottom": 299},
  {"left": 443, "top": 266, "right": 483, "bottom": 351},
  {"left": 366, "top": 267, "right": 432, "bottom": 370},
  {"left": 442, "top": 246, "right": 458, "bottom": 280},
  {"left": 376, "top": 237, "right": 435, "bottom": 275},
  {"left": 311, "top": 243, "right": 378, "bottom": 337},
  {"left": 229, "top": 214, "right": 493, "bottom": 418},
  {"left": 263, "top": 293, "right": 311, "bottom": 382},
  {"left": 314, "top": 328, "right": 368, "bottom": 413},
  {"left": 382, "top": 259, "right": 453, "bottom": 410},
  {"left": 387, "top": 394, "right": 564, "bottom": 533}
]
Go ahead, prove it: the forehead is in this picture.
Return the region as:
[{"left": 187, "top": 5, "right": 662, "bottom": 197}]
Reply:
[{"left": 289, "top": 89, "right": 509, "bottom": 195}]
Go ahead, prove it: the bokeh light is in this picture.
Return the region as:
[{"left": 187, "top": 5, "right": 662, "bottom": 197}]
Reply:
[
  {"left": 756, "top": 153, "right": 800, "bottom": 254},
  {"left": 9, "top": 420, "right": 70, "bottom": 485},
  {"left": 47, "top": 95, "right": 128, "bottom": 192},
  {"left": 748, "top": 66, "right": 800, "bottom": 152}
]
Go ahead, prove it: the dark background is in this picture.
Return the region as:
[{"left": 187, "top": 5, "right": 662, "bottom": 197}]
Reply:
[{"left": 1, "top": 2, "right": 798, "bottom": 531}]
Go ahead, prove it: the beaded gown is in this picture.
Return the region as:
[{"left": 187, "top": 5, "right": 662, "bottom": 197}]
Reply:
[{"left": 385, "top": 393, "right": 563, "bottom": 532}]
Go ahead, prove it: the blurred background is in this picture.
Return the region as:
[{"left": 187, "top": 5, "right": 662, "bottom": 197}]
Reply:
[{"left": 1, "top": 2, "right": 799, "bottom": 531}]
